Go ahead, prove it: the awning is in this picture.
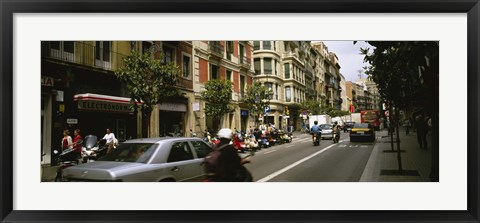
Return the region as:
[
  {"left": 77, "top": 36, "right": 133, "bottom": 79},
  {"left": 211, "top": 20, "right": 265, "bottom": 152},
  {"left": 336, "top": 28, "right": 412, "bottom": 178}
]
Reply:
[{"left": 74, "top": 93, "right": 142, "bottom": 113}]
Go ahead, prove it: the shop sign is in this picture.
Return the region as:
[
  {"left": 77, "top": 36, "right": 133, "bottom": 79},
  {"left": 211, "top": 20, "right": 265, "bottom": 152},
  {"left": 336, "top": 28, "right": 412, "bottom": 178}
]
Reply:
[
  {"left": 77, "top": 100, "right": 133, "bottom": 113},
  {"left": 67, "top": 118, "right": 78, "bottom": 124},
  {"left": 159, "top": 102, "right": 187, "bottom": 112},
  {"left": 41, "top": 76, "right": 54, "bottom": 87},
  {"left": 192, "top": 102, "right": 200, "bottom": 112}
]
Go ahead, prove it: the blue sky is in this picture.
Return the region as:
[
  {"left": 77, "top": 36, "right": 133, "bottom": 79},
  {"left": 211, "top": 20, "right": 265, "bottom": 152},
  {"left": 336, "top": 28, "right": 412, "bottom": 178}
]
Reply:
[{"left": 322, "top": 41, "right": 373, "bottom": 82}]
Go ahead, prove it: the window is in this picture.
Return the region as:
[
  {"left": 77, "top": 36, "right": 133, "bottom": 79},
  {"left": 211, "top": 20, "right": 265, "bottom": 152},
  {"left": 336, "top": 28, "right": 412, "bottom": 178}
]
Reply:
[
  {"left": 190, "top": 141, "right": 212, "bottom": 158},
  {"left": 95, "top": 41, "right": 111, "bottom": 69},
  {"left": 210, "top": 64, "right": 219, "bottom": 80},
  {"left": 239, "top": 44, "right": 245, "bottom": 62},
  {"left": 163, "top": 46, "right": 174, "bottom": 64},
  {"left": 226, "top": 70, "right": 232, "bottom": 81},
  {"left": 284, "top": 63, "right": 290, "bottom": 79},
  {"left": 253, "top": 41, "right": 260, "bottom": 50},
  {"left": 275, "top": 83, "right": 279, "bottom": 100},
  {"left": 182, "top": 55, "right": 191, "bottom": 78},
  {"left": 264, "top": 58, "right": 272, "bottom": 74},
  {"left": 226, "top": 41, "right": 234, "bottom": 60},
  {"left": 254, "top": 59, "right": 261, "bottom": 75},
  {"left": 49, "top": 41, "right": 74, "bottom": 62},
  {"left": 285, "top": 87, "right": 291, "bottom": 102},
  {"left": 240, "top": 75, "right": 246, "bottom": 96},
  {"left": 263, "top": 41, "right": 271, "bottom": 50},
  {"left": 142, "top": 41, "right": 152, "bottom": 54},
  {"left": 167, "top": 142, "right": 194, "bottom": 162},
  {"left": 63, "top": 41, "right": 74, "bottom": 53}
]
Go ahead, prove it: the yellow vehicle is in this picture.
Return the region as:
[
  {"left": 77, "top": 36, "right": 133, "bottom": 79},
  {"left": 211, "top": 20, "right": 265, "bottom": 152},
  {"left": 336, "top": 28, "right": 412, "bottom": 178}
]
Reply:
[{"left": 349, "top": 123, "right": 376, "bottom": 142}]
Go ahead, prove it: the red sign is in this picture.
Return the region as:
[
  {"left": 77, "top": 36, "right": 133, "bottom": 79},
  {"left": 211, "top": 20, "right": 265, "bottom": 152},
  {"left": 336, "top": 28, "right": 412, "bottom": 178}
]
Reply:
[{"left": 349, "top": 105, "right": 355, "bottom": 113}]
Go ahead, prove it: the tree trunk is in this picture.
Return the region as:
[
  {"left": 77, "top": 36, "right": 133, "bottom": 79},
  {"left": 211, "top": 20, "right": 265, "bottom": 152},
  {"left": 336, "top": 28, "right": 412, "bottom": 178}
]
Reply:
[
  {"left": 389, "top": 104, "right": 394, "bottom": 151},
  {"left": 141, "top": 107, "right": 152, "bottom": 138},
  {"left": 395, "top": 107, "right": 403, "bottom": 172}
]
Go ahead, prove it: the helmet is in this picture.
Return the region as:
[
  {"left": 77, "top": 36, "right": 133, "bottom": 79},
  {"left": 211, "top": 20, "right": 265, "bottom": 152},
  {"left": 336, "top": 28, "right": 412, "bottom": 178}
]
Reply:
[
  {"left": 334, "top": 121, "right": 338, "bottom": 125},
  {"left": 314, "top": 121, "right": 318, "bottom": 125},
  {"left": 217, "top": 128, "right": 233, "bottom": 139}
]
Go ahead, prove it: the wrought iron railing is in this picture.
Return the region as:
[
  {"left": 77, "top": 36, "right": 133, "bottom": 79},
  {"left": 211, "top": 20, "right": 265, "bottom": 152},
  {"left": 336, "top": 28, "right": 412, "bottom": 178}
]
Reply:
[
  {"left": 41, "top": 41, "right": 128, "bottom": 71},
  {"left": 209, "top": 41, "right": 224, "bottom": 57}
]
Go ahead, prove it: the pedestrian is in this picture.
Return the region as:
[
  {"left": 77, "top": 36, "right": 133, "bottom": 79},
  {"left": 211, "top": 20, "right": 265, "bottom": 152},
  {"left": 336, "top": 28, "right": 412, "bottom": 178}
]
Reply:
[
  {"left": 61, "top": 129, "right": 72, "bottom": 152},
  {"left": 72, "top": 129, "right": 83, "bottom": 163},
  {"left": 101, "top": 128, "right": 117, "bottom": 154},
  {"left": 415, "top": 115, "right": 428, "bottom": 149},
  {"left": 403, "top": 118, "right": 411, "bottom": 135},
  {"left": 203, "top": 128, "right": 252, "bottom": 182}
]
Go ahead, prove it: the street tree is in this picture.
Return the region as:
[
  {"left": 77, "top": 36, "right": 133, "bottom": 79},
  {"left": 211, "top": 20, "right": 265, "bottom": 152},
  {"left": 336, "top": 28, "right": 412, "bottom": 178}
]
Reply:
[
  {"left": 360, "top": 41, "right": 439, "bottom": 179},
  {"left": 201, "top": 79, "right": 235, "bottom": 132},
  {"left": 115, "top": 51, "right": 180, "bottom": 138},
  {"left": 299, "top": 99, "right": 322, "bottom": 115},
  {"left": 242, "top": 82, "right": 270, "bottom": 127}
]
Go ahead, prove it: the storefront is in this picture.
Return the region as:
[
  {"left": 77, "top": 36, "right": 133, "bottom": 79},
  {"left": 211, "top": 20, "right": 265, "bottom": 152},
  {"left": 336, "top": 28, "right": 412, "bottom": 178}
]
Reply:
[
  {"left": 73, "top": 93, "right": 139, "bottom": 141},
  {"left": 158, "top": 102, "right": 187, "bottom": 137}
]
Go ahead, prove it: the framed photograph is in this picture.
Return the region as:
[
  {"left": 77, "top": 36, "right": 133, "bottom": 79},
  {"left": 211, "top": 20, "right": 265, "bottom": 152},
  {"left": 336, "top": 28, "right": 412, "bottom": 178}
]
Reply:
[{"left": 1, "top": 0, "right": 479, "bottom": 222}]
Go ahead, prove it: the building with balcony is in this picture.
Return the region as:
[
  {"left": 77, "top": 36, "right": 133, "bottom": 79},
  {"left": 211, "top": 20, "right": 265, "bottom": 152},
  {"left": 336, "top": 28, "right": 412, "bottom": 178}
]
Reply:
[
  {"left": 41, "top": 41, "right": 135, "bottom": 165},
  {"left": 193, "top": 41, "right": 255, "bottom": 133},
  {"left": 252, "top": 41, "right": 310, "bottom": 131}
]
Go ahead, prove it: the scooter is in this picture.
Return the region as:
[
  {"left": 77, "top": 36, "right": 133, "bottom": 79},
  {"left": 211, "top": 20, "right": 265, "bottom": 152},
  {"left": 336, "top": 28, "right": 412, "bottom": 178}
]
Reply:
[
  {"left": 312, "top": 132, "right": 320, "bottom": 146},
  {"left": 81, "top": 135, "right": 108, "bottom": 163},
  {"left": 333, "top": 132, "right": 340, "bottom": 143},
  {"left": 53, "top": 139, "right": 83, "bottom": 182}
]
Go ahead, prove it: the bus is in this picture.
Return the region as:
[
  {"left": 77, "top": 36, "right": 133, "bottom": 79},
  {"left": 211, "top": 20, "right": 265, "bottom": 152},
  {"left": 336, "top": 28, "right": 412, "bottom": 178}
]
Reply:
[{"left": 360, "top": 110, "right": 380, "bottom": 130}]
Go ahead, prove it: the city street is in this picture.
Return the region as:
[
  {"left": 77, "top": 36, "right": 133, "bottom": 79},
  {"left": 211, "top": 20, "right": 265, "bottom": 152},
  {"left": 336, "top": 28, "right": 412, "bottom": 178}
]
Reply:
[{"left": 246, "top": 133, "right": 375, "bottom": 182}]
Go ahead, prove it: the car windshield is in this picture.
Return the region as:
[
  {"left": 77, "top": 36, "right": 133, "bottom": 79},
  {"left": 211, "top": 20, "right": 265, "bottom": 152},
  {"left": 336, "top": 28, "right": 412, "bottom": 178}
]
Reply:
[
  {"left": 320, "top": 124, "right": 332, "bottom": 129},
  {"left": 354, "top": 123, "right": 369, "bottom": 128},
  {"left": 99, "top": 143, "right": 157, "bottom": 163}
]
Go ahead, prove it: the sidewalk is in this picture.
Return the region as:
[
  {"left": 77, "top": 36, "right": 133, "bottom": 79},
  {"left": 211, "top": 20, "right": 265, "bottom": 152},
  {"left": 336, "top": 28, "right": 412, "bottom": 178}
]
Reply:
[
  {"left": 360, "top": 129, "right": 432, "bottom": 182},
  {"left": 41, "top": 164, "right": 58, "bottom": 182}
]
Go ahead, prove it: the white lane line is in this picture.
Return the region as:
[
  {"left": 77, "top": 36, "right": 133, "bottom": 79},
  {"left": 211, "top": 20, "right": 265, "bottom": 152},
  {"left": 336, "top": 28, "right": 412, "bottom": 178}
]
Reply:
[
  {"left": 264, "top": 150, "right": 277, "bottom": 154},
  {"left": 285, "top": 145, "right": 295, "bottom": 148},
  {"left": 256, "top": 143, "right": 337, "bottom": 182}
]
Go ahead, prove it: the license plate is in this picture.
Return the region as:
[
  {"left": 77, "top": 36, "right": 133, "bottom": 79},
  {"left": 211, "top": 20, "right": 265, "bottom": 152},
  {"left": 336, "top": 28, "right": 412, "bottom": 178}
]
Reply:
[{"left": 357, "top": 131, "right": 364, "bottom": 134}]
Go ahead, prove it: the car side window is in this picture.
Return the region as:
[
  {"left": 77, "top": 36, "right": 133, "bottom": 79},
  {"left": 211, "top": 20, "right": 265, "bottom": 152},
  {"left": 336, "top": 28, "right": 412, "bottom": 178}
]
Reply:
[
  {"left": 190, "top": 140, "right": 212, "bottom": 158},
  {"left": 167, "top": 142, "right": 194, "bottom": 163}
]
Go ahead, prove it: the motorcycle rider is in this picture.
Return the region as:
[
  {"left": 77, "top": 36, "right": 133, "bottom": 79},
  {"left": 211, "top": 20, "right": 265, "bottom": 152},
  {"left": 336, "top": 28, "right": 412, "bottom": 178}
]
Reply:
[
  {"left": 310, "top": 121, "right": 321, "bottom": 143},
  {"left": 204, "top": 128, "right": 252, "bottom": 182},
  {"left": 332, "top": 121, "right": 340, "bottom": 142}
]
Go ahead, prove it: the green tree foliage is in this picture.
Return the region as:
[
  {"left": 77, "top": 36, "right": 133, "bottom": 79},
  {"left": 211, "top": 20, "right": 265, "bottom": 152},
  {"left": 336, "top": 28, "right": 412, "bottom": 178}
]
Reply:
[
  {"left": 242, "top": 82, "right": 270, "bottom": 125},
  {"left": 359, "top": 41, "right": 439, "bottom": 177},
  {"left": 299, "top": 99, "right": 321, "bottom": 115},
  {"left": 115, "top": 51, "right": 180, "bottom": 137},
  {"left": 201, "top": 79, "right": 234, "bottom": 130}
]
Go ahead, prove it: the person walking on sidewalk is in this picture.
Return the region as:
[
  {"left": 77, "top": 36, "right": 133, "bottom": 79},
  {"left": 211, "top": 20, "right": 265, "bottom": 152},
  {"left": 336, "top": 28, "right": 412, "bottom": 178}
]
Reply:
[
  {"left": 415, "top": 114, "right": 428, "bottom": 149},
  {"left": 403, "top": 118, "right": 411, "bottom": 135}
]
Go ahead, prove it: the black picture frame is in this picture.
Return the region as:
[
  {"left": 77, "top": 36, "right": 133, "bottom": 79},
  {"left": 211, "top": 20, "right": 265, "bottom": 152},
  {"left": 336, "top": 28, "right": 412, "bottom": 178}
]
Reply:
[{"left": 1, "top": 0, "right": 479, "bottom": 222}]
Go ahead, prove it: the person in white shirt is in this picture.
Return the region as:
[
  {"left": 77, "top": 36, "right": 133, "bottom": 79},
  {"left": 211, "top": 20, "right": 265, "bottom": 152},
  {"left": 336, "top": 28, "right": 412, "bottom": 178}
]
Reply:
[{"left": 102, "top": 128, "right": 117, "bottom": 154}]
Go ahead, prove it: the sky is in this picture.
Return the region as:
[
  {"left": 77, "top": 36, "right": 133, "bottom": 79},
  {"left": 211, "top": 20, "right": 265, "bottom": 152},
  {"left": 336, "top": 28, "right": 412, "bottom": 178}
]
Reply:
[{"left": 321, "top": 41, "right": 373, "bottom": 82}]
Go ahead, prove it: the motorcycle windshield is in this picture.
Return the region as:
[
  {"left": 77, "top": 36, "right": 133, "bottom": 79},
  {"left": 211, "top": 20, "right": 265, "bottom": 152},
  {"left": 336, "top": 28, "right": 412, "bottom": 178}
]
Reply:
[{"left": 84, "top": 135, "right": 98, "bottom": 149}]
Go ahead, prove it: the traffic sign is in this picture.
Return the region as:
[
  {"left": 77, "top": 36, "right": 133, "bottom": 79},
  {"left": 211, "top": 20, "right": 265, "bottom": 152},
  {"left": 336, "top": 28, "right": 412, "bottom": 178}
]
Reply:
[{"left": 264, "top": 106, "right": 270, "bottom": 113}]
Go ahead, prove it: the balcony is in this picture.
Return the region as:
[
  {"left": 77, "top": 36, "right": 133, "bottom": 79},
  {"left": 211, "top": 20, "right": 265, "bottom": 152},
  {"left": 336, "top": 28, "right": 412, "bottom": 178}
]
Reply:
[
  {"left": 240, "top": 56, "right": 251, "bottom": 69},
  {"left": 208, "top": 41, "right": 224, "bottom": 58},
  {"left": 41, "top": 41, "right": 127, "bottom": 71}
]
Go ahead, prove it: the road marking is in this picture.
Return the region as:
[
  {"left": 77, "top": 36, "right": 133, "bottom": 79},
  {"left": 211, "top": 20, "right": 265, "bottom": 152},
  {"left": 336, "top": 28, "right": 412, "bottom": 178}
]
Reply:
[
  {"left": 264, "top": 150, "right": 277, "bottom": 154},
  {"left": 285, "top": 145, "right": 295, "bottom": 148},
  {"left": 339, "top": 145, "right": 347, "bottom": 148},
  {"left": 360, "top": 145, "right": 368, "bottom": 148},
  {"left": 256, "top": 143, "right": 337, "bottom": 182}
]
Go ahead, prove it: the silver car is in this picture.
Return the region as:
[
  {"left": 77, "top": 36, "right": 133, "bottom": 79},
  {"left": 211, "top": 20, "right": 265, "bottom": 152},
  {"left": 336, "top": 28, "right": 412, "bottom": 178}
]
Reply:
[
  {"left": 62, "top": 137, "right": 212, "bottom": 182},
  {"left": 320, "top": 124, "right": 334, "bottom": 139}
]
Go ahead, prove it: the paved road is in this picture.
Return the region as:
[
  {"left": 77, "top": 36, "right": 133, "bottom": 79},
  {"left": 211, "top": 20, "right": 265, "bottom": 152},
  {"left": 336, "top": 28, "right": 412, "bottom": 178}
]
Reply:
[{"left": 245, "top": 133, "right": 375, "bottom": 182}]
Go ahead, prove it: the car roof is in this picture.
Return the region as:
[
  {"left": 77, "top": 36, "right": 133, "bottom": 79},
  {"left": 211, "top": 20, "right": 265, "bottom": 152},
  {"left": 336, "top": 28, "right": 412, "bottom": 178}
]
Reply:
[{"left": 122, "top": 137, "right": 202, "bottom": 144}]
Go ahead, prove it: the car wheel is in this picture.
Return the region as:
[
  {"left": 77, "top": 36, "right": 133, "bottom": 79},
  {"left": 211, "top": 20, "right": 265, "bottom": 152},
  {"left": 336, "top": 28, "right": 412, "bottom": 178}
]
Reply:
[{"left": 159, "top": 178, "right": 175, "bottom": 182}]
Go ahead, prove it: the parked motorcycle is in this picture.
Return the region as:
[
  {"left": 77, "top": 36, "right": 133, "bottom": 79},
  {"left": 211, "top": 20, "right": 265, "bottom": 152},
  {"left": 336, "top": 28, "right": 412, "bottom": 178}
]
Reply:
[
  {"left": 81, "top": 135, "right": 108, "bottom": 163},
  {"left": 53, "top": 139, "right": 83, "bottom": 182},
  {"left": 232, "top": 133, "right": 247, "bottom": 153}
]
